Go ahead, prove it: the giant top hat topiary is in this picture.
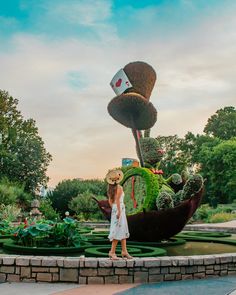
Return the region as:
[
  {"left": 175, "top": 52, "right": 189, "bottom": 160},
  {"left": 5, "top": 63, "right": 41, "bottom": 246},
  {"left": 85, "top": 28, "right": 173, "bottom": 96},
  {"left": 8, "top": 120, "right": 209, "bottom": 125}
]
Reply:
[{"left": 108, "top": 61, "right": 157, "bottom": 130}]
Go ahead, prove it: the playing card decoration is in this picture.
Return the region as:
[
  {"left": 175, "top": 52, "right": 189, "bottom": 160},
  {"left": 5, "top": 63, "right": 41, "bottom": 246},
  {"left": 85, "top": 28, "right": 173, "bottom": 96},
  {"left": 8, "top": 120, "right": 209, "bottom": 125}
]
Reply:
[
  {"left": 107, "top": 61, "right": 157, "bottom": 130},
  {"left": 110, "top": 68, "right": 133, "bottom": 95}
]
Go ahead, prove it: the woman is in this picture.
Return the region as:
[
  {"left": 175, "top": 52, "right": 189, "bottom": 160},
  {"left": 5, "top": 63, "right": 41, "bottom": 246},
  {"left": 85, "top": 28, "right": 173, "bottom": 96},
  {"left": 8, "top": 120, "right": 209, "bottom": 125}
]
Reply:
[{"left": 106, "top": 169, "right": 133, "bottom": 260}]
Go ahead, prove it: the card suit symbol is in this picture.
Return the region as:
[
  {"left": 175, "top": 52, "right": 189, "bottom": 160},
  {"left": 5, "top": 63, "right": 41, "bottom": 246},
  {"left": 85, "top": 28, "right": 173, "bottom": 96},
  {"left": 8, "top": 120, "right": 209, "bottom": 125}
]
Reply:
[
  {"left": 115, "top": 78, "right": 122, "bottom": 87},
  {"left": 126, "top": 81, "right": 130, "bottom": 87}
]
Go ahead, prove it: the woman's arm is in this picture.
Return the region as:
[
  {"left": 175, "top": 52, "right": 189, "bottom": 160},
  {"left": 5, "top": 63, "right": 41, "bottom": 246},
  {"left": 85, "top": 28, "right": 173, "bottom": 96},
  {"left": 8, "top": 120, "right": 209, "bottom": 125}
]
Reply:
[{"left": 116, "top": 185, "right": 122, "bottom": 219}]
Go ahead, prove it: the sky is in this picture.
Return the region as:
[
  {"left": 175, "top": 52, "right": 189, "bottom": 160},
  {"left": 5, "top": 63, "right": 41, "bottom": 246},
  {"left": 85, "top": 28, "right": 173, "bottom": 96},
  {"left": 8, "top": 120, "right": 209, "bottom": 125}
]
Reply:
[{"left": 0, "top": 0, "right": 235, "bottom": 187}]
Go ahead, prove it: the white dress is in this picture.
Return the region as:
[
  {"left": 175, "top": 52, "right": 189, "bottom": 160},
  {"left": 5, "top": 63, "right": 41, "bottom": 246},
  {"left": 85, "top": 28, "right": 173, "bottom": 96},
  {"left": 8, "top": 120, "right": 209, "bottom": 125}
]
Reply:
[{"left": 108, "top": 192, "right": 130, "bottom": 241}]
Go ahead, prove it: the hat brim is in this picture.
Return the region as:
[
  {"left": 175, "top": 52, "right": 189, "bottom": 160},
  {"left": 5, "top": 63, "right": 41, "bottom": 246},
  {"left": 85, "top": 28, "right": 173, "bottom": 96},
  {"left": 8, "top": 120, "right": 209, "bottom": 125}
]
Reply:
[
  {"left": 106, "top": 169, "right": 124, "bottom": 185},
  {"left": 107, "top": 93, "right": 157, "bottom": 130}
]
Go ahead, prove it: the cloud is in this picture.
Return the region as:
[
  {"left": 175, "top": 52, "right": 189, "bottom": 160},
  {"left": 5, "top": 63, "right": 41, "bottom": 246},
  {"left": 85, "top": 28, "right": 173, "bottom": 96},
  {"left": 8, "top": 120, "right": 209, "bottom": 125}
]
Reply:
[{"left": 0, "top": 1, "right": 235, "bottom": 186}]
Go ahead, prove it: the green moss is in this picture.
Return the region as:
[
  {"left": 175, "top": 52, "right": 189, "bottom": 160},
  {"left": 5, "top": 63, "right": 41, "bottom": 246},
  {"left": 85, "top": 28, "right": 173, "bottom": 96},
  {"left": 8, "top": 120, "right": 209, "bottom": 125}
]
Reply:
[
  {"left": 3, "top": 241, "right": 92, "bottom": 255},
  {"left": 121, "top": 167, "right": 159, "bottom": 214},
  {"left": 84, "top": 245, "right": 166, "bottom": 257}
]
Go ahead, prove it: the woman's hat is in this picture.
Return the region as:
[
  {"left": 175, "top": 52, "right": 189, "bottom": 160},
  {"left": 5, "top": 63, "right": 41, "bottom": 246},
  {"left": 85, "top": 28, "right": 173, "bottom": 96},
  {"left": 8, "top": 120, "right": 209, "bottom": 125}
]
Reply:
[
  {"left": 105, "top": 169, "right": 124, "bottom": 185},
  {"left": 108, "top": 61, "right": 157, "bottom": 130}
]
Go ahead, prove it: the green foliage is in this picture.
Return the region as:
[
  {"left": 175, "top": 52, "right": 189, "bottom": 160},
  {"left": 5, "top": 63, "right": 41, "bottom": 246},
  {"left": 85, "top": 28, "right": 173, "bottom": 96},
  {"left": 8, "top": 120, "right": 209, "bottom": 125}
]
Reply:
[
  {"left": 39, "top": 198, "right": 60, "bottom": 221},
  {"left": 49, "top": 178, "right": 107, "bottom": 215},
  {"left": 0, "top": 220, "right": 15, "bottom": 235},
  {"left": 0, "top": 204, "right": 21, "bottom": 222},
  {"left": 0, "top": 178, "right": 32, "bottom": 208},
  {"left": 156, "top": 135, "right": 190, "bottom": 177},
  {"left": 170, "top": 173, "right": 182, "bottom": 185},
  {"left": 204, "top": 106, "right": 236, "bottom": 140},
  {"left": 156, "top": 191, "right": 174, "bottom": 210},
  {"left": 0, "top": 90, "right": 52, "bottom": 193},
  {"left": 139, "top": 137, "right": 163, "bottom": 166},
  {"left": 192, "top": 203, "right": 236, "bottom": 223},
  {"left": 208, "top": 212, "right": 236, "bottom": 223},
  {"left": 197, "top": 138, "right": 236, "bottom": 203},
  {"left": 121, "top": 167, "right": 159, "bottom": 212},
  {"left": 69, "top": 190, "right": 100, "bottom": 221},
  {"left": 173, "top": 190, "right": 183, "bottom": 206},
  {"left": 13, "top": 218, "right": 84, "bottom": 247},
  {"left": 182, "top": 174, "right": 204, "bottom": 200}
]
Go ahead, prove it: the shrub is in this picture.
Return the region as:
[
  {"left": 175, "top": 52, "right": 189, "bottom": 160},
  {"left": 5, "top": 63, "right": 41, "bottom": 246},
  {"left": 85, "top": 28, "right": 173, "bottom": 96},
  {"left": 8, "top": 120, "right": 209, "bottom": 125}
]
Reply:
[
  {"left": 208, "top": 212, "right": 236, "bottom": 223},
  {"left": 39, "top": 198, "right": 60, "bottom": 221},
  {"left": 182, "top": 174, "right": 203, "bottom": 200},
  {"left": 0, "top": 204, "right": 21, "bottom": 222},
  {"left": 173, "top": 190, "right": 183, "bottom": 206},
  {"left": 69, "top": 190, "right": 100, "bottom": 221}
]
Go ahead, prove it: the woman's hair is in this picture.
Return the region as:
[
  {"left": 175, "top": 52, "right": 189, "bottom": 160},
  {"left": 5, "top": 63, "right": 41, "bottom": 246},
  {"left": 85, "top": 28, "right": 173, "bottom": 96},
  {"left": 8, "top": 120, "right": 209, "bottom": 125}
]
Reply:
[{"left": 107, "top": 183, "right": 118, "bottom": 203}]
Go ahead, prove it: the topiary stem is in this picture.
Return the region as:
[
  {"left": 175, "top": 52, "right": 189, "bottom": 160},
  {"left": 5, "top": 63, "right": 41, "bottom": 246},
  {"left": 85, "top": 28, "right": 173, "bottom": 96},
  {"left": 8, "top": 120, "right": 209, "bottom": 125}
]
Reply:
[{"left": 131, "top": 128, "right": 144, "bottom": 167}]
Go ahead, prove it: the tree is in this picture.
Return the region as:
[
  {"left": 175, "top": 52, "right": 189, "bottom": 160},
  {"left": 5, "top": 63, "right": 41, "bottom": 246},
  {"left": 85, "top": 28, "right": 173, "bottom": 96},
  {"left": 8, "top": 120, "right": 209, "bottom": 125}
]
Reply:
[
  {"left": 0, "top": 90, "right": 52, "bottom": 193},
  {"left": 69, "top": 190, "right": 98, "bottom": 221},
  {"left": 49, "top": 178, "right": 107, "bottom": 215},
  {"left": 197, "top": 138, "right": 236, "bottom": 204},
  {"left": 204, "top": 106, "right": 236, "bottom": 140},
  {"left": 156, "top": 135, "right": 190, "bottom": 176}
]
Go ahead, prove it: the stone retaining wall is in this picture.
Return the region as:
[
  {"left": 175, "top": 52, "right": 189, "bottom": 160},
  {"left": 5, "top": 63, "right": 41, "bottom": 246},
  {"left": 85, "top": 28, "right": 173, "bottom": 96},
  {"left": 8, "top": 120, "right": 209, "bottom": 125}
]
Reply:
[{"left": 1, "top": 254, "right": 236, "bottom": 284}]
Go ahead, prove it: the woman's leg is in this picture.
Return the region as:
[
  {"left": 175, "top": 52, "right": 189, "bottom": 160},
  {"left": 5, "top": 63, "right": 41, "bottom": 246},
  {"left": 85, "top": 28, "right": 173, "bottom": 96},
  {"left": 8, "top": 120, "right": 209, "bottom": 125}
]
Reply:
[
  {"left": 110, "top": 239, "right": 118, "bottom": 254},
  {"left": 121, "top": 239, "right": 127, "bottom": 254}
]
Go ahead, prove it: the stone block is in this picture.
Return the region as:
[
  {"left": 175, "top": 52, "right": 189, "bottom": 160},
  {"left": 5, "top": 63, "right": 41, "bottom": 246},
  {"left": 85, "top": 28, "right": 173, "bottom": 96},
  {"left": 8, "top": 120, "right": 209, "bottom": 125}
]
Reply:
[
  {"left": 78, "top": 276, "right": 87, "bottom": 284},
  {"left": 119, "top": 275, "right": 133, "bottom": 284},
  {"left": 149, "top": 274, "right": 163, "bottom": 282},
  {"left": 2, "top": 257, "right": 15, "bottom": 265},
  {"left": 115, "top": 268, "right": 128, "bottom": 275},
  {"left": 22, "top": 278, "right": 36, "bottom": 283},
  {"left": 42, "top": 258, "right": 57, "bottom": 267},
  {"left": 37, "top": 273, "right": 52, "bottom": 282},
  {"left": 204, "top": 257, "right": 215, "bottom": 265},
  {"left": 98, "top": 259, "right": 113, "bottom": 268},
  {"left": 113, "top": 260, "right": 126, "bottom": 268},
  {"left": 134, "top": 271, "right": 148, "bottom": 283},
  {"left": 160, "top": 267, "right": 169, "bottom": 274},
  {"left": 105, "top": 275, "right": 119, "bottom": 284},
  {"left": 134, "top": 259, "right": 144, "bottom": 267},
  {"left": 52, "top": 273, "right": 59, "bottom": 282},
  {"left": 16, "top": 257, "right": 30, "bottom": 266},
  {"left": 31, "top": 258, "right": 42, "bottom": 266},
  {"left": 88, "top": 276, "right": 104, "bottom": 284},
  {"left": 127, "top": 260, "right": 134, "bottom": 267},
  {"left": 182, "top": 274, "right": 193, "bottom": 280},
  {"left": 178, "top": 258, "right": 189, "bottom": 266},
  {"left": 20, "top": 266, "right": 31, "bottom": 278},
  {"left": 85, "top": 258, "right": 98, "bottom": 268},
  {"left": 149, "top": 267, "right": 160, "bottom": 275},
  {"left": 220, "top": 256, "right": 233, "bottom": 264},
  {"left": 50, "top": 267, "right": 59, "bottom": 273},
  {"left": 7, "top": 274, "right": 20, "bottom": 282},
  {"left": 144, "top": 259, "right": 160, "bottom": 268},
  {"left": 220, "top": 270, "right": 228, "bottom": 276},
  {"left": 64, "top": 259, "right": 79, "bottom": 268},
  {"left": 15, "top": 266, "right": 20, "bottom": 274},
  {"left": 56, "top": 259, "right": 64, "bottom": 267},
  {"left": 194, "top": 272, "right": 206, "bottom": 279},
  {"left": 198, "top": 266, "right": 205, "bottom": 272},
  {"left": 0, "top": 273, "right": 6, "bottom": 282},
  {"left": 160, "top": 258, "right": 172, "bottom": 267},
  {"left": 0, "top": 266, "right": 15, "bottom": 273},
  {"left": 175, "top": 274, "right": 182, "bottom": 280},
  {"left": 32, "top": 267, "right": 49, "bottom": 273},
  {"left": 98, "top": 268, "right": 114, "bottom": 276},
  {"left": 80, "top": 268, "right": 97, "bottom": 276},
  {"left": 164, "top": 274, "right": 175, "bottom": 281},
  {"left": 169, "top": 267, "right": 181, "bottom": 274},
  {"left": 185, "top": 266, "right": 198, "bottom": 274},
  {"left": 60, "top": 268, "right": 78, "bottom": 282}
]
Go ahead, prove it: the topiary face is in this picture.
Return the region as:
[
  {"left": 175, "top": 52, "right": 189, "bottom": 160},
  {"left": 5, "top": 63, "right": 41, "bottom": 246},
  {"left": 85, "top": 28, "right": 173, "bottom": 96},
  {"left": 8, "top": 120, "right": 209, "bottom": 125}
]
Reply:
[
  {"left": 139, "top": 137, "right": 164, "bottom": 166},
  {"left": 171, "top": 173, "right": 182, "bottom": 185}
]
